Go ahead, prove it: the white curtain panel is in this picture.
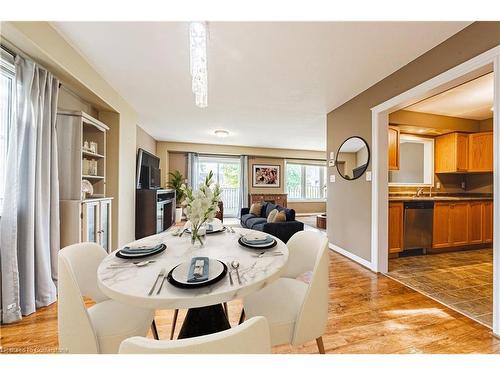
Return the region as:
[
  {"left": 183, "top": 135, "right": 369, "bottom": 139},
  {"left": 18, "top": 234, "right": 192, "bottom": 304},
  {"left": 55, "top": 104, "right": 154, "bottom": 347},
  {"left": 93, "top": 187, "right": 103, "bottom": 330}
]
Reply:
[
  {"left": 0, "top": 55, "right": 60, "bottom": 323},
  {"left": 239, "top": 155, "right": 249, "bottom": 216},
  {"left": 187, "top": 152, "right": 199, "bottom": 189}
]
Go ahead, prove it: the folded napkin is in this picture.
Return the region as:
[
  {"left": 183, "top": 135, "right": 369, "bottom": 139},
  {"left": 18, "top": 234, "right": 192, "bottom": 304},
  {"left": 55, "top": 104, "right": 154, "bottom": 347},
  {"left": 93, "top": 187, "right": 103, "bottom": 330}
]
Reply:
[
  {"left": 187, "top": 257, "right": 209, "bottom": 283},
  {"left": 120, "top": 244, "right": 164, "bottom": 254},
  {"left": 243, "top": 232, "right": 268, "bottom": 241}
]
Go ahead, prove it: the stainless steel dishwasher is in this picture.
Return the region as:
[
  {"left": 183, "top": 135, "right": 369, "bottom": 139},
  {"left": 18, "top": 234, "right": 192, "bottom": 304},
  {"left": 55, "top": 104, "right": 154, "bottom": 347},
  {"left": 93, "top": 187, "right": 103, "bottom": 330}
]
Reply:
[{"left": 403, "top": 201, "right": 434, "bottom": 251}]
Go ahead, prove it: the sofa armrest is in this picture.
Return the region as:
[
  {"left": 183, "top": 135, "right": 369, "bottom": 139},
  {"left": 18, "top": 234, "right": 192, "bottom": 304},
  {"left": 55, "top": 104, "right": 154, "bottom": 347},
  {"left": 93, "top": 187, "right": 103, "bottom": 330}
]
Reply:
[
  {"left": 241, "top": 207, "right": 250, "bottom": 216},
  {"left": 263, "top": 221, "right": 304, "bottom": 243}
]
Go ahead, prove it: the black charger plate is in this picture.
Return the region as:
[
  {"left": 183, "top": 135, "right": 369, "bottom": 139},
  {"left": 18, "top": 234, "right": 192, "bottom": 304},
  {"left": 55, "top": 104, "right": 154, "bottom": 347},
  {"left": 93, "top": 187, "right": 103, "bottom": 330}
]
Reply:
[
  {"left": 115, "top": 244, "right": 166, "bottom": 259},
  {"left": 238, "top": 237, "right": 277, "bottom": 250},
  {"left": 167, "top": 260, "right": 228, "bottom": 289}
]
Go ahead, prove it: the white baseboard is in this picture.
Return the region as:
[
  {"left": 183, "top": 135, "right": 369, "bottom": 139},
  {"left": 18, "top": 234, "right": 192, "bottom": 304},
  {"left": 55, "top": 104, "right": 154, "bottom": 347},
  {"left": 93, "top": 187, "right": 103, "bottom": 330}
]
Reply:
[{"left": 329, "top": 243, "right": 375, "bottom": 271}]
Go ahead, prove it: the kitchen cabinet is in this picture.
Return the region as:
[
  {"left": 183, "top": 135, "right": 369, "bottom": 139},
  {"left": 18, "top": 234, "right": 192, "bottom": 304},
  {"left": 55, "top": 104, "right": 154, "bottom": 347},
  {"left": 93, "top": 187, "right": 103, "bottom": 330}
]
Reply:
[
  {"left": 388, "top": 202, "right": 404, "bottom": 253},
  {"left": 434, "top": 132, "right": 469, "bottom": 173},
  {"left": 388, "top": 126, "right": 400, "bottom": 170},
  {"left": 432, "top": 203, "right": 451, "bottom": 248},
  {"left": 432, "top": 200, "right": 492, "bottom": 249},
  {"left": 468, "top": 201, "right": 484, "bottom": 244},
  {"left": 449, "top": 203, "right": 469, "bottom": 246},
  {"left": 468, "top": 132, "right": 493, "bottom": 172},
  {"left": 483, "top": 201, "right": 493, "bottom": 243}
]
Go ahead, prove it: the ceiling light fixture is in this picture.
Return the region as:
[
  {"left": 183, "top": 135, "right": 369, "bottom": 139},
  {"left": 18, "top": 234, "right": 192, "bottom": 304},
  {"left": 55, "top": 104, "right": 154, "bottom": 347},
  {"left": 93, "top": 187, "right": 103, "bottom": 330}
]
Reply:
[
  {"left": 214, "top": 130, "right": 229, "bottom": 138},
  {"left": 189, "top": 21, "right": 208, "bottom": 108}
]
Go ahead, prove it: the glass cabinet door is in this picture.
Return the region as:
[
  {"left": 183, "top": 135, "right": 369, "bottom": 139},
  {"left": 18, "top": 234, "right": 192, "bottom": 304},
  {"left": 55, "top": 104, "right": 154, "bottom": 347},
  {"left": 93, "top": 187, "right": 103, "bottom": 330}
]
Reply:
[
  {"left": 99, "top": 199, "right": 112, "bottom": 252},
  {"left": 82, "top": 201, "right": 99, "bottom": 243}
]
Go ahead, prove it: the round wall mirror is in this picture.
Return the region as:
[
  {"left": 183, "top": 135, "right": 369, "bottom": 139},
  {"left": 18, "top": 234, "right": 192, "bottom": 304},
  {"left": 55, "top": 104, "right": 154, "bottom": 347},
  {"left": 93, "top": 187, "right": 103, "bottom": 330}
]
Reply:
[{"left": 335, "top": 136, "right": 370, "bottom": 180}]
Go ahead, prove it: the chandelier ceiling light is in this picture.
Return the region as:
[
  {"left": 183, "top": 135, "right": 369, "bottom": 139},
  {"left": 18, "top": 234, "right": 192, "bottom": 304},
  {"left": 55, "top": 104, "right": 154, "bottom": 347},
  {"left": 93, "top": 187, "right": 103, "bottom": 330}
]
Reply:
[{"left": 189, "top": 21, "right": 208, "bottom": 108}]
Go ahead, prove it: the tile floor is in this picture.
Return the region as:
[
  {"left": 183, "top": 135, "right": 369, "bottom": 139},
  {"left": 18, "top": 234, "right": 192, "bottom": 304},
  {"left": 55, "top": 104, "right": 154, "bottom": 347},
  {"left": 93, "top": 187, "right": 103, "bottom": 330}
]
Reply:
[{"left": 387, "top": 249, "right": 493, "bottom": 327}]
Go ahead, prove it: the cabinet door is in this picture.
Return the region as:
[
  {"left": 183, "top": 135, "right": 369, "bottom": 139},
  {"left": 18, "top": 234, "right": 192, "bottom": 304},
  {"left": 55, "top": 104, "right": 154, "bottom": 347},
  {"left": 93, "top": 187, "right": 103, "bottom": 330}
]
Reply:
[
  {"left": 99, "top": 199, "right": 112, "bottom": 252},
  {"left": 433, "top": 203, "right": 450, "bottom": 248},
  {"left": 82, "top": 201, "right": 100, "bottom": 244},
  {"left": 388, "top": 202, "right": 404, "bottom": 253},
  {"left": 456, "top": 133, "right": 469, "bottom": 171},
  {"left": 468, "top": 132, "right": 493, "bottom": 172},
  {"left": 468, "top": 201, "right": 483, "bottom": 244},
  {"left": 450, "top": 203, "right": 469, "bottom": 246},
  {"left": 483, "top": 201, "right": 493, "bottom": 243},
  {"left": 388, "top": 126, "right": 400, "bottom": 170}
]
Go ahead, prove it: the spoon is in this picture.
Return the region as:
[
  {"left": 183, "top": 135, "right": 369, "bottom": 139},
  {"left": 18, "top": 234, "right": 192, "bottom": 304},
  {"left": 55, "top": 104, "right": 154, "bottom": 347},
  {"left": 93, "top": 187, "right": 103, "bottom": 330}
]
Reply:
[
  {"left": 108, "top": 260, "right": 156, "bottom": 269},
  {"left": 231, "top": 261, "right": 242, "bottom": 285}
]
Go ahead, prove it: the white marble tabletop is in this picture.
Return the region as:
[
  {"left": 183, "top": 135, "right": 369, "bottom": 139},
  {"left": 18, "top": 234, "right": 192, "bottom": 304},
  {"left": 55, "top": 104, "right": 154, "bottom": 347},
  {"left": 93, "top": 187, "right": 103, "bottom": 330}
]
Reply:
[{"left": 97, "top": 227, "right": 289, "bottom": 310}]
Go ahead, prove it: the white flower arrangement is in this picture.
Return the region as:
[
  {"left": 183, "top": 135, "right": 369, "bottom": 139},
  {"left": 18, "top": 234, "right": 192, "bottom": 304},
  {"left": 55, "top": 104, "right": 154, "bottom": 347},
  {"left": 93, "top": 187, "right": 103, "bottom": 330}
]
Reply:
[{"left": 181, "top": 170, "right": 222, "bottom": 245}]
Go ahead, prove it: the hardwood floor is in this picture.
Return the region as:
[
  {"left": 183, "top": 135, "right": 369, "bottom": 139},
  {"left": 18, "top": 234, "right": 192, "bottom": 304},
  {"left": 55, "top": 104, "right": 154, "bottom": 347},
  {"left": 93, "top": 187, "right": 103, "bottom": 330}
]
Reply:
[
  {"left": 388, "top": 249, "right": 493, "bottom": 327},
  {"left": 2, "top": 251, "right": 499, "bottom": 354}
]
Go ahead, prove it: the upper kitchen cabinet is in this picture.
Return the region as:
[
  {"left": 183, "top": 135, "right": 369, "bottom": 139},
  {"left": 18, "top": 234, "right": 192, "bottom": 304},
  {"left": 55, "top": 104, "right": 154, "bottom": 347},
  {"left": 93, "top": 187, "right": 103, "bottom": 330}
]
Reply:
[
  {"left": 435, "top": 131, "right": 493, "bottom": 173},
  {"left": 388, "top": 126, "right": 400, "bottom": 170},
  {"left": 434, "top": 132, "right": 468, "bottom": 173},
  {"left": 468, "top": 132, "right": 493, "bottom": 172}
]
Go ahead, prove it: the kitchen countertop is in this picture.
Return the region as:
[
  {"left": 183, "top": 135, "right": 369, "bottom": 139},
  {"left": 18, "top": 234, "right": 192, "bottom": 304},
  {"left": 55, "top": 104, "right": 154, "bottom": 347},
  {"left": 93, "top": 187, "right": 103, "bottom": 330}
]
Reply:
[{"left": 389, "top": 196, "right": 493, "bottom": 202}]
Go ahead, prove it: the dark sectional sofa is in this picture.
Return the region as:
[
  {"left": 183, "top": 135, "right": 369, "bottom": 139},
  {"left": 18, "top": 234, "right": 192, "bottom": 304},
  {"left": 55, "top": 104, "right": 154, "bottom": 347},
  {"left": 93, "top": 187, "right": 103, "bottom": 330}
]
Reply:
[{"left": 240, "top": 201, "right": 304, "bottom": 243}]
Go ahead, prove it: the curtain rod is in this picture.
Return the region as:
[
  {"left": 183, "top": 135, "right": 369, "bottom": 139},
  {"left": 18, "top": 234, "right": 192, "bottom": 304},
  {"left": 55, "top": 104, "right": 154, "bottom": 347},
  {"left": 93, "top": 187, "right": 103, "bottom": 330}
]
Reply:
[{"left": 1, "top": 43, "right": 61, "bottom": 88}]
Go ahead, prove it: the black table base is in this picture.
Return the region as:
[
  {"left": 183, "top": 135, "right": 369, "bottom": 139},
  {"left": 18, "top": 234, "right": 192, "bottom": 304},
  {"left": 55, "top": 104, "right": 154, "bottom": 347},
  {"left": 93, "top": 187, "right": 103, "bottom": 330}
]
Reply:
[{"left": 177, "top": 304, "right": 231, "bottom": 339}]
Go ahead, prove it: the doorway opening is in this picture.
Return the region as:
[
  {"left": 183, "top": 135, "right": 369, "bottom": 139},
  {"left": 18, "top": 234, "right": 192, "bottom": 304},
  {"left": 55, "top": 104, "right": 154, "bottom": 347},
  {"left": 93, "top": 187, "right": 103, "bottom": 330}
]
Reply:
[
  {"left": 386, "top": 72, "right": 494, "bottom": 328},
  {"left": 370, "top": 46, "right": 500, "bottom": 336}
]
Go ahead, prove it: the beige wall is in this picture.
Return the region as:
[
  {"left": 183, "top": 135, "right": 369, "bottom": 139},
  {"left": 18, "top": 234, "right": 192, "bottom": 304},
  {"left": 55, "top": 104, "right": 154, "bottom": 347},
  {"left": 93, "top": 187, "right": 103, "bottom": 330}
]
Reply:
[
  {"left": 159, "top": 143, "right": 326, "bottom": 214},
  {"left": 2, "top": 21, "right": 140, "bottom": 247},
  {"left": 136, "top": 125, "right": 157, "bottom": 155},
  {"left": 327, "top": 22, "right": 500, "bottom": 262},
  {"left": 480, "top": 118, "right": 494, "bottom": 131}
]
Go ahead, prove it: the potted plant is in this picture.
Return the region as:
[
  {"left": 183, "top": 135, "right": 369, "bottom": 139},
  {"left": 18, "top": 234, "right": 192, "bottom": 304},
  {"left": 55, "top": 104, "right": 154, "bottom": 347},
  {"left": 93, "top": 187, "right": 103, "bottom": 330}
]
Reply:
[{"left": 168, "top": 170, "right": 186, "bottom": 223}]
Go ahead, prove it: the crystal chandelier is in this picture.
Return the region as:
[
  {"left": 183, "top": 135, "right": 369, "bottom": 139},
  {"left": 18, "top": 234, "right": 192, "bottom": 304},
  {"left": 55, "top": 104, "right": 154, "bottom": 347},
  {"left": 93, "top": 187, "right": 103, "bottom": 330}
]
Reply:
[{"left": 189, "top": 22, "right": 208, "bottom": 108}]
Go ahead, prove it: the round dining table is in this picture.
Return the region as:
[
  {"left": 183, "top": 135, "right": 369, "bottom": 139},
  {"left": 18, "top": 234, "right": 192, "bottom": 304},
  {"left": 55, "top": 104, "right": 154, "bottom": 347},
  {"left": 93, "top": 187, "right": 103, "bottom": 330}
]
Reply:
[{"left": 97, "top": 226, "right": 289, "bottom": 338}]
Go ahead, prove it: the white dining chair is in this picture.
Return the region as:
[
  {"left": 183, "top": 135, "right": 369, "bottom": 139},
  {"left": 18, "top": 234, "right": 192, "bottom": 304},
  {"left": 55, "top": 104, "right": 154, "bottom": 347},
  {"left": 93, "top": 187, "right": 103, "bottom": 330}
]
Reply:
[
  {"left": 119, "top": 316, "right": 271, "bottom": 354},
  {"left": 58, "top": 242, "right": 156, "bottom": 354},
  {"left": 241, "top": 231, "right": 329, "bottom": 353}
]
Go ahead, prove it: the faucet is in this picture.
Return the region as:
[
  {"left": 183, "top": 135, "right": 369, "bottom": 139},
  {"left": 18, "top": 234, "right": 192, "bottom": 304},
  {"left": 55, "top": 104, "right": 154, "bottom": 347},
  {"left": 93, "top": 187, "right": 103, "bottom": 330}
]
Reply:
[{"left": 415, "top": 187, "right": 425, "bottom": 197}]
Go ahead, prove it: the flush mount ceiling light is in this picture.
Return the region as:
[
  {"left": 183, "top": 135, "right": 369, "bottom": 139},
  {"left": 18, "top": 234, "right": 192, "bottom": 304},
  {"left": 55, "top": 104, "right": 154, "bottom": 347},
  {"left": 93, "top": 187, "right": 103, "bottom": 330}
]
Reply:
[
  {"left": 189, "top": 21, "right": 208, "bottom": 108},
  {"left": 214, "top": 130, "right": 229, "bottom": 138}
]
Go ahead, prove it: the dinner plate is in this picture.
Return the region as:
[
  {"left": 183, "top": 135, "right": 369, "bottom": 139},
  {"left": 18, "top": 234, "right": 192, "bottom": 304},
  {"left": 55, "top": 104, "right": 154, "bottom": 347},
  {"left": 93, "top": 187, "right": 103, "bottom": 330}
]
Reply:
[
  {"left": 167, "top": 259, "right": 227, "bottom": 289},
  {"left": 115, "top": 244, "right": 166, "bottom": 259},
  {"left": 238, "top": 236, "right": 277, "bottom": 250}
]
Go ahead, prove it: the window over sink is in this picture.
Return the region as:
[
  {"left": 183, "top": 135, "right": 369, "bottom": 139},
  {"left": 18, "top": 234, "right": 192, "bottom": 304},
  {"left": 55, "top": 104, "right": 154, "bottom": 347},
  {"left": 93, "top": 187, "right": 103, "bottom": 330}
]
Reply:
[{"left": 389, "top": 134, "right": 434, "bottom": 186}]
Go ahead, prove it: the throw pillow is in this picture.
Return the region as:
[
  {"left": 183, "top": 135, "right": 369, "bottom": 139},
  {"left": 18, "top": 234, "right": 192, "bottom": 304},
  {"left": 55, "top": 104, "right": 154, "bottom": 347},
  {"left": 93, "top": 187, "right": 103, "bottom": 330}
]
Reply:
[
  {"left": 267, "top": 208, "right": 279, "bottom": 223},
  {"left": 249, "top": 202, "right": 262, "bottom": 216},
  {"left": 274, "top": 211, "right": 286, "bottom": 222}
]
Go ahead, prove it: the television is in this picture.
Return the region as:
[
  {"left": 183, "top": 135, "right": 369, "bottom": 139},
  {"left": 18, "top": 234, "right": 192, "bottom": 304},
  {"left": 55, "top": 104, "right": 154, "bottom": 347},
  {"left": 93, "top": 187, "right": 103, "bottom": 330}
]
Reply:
[{"left": 136, "top": 148, "right": 161, "bottom": 189}]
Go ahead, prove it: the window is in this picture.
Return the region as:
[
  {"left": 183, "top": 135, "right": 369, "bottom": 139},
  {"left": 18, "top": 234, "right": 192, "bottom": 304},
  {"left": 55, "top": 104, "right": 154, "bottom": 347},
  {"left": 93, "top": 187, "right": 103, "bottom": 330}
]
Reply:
[
  {"left": 285, "top": 161, "right": 327, "bottom": 201},
  {"left": 0, "top": 50, "right": 15, "bottom": 214},
  {"left": 197, "top": 155, "right": 241, "bottom": 217}
]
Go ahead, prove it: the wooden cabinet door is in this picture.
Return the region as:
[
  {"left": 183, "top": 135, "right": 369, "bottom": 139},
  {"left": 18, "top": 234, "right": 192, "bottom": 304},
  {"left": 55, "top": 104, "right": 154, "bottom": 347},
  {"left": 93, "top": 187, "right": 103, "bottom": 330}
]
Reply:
[
  {"left": 468, "top": 132, "right": 493, "bottom": 172},
  {"left": 483, "top": 201, "right": 493, "bottom": 243},
  {"left": 468, "top": 201, "right": 483, "bottom": 244},
  {"left": 388, "top": 202, "right": 404, "bottom": 253},
  {"left": 388, "top": 126, "right": 400, "bottom": 171},
  {"left": 456, "top": 133, "right": 469, "bottom": 171},
  {"left": 435, "top": 133, "right": 468, "bottom": 173},
  {"left": 449, "top": 203, "right": 469, "bottom": 246},
  {"left": 433, "top": 203, "right": 450, "bottom": 248}
]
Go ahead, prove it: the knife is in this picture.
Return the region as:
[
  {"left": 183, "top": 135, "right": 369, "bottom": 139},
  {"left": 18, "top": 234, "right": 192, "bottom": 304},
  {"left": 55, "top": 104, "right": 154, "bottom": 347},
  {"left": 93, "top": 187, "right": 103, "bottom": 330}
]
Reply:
[{"left": 148, "top": 268, "right": 166, "bottom": 296}]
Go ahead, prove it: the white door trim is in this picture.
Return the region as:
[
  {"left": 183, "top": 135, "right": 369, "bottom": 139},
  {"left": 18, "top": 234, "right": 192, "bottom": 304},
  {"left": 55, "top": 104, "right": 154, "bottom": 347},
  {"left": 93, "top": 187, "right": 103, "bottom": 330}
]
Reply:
[{"left": 370, "top": 45, "right": 500, "bottom": 335}]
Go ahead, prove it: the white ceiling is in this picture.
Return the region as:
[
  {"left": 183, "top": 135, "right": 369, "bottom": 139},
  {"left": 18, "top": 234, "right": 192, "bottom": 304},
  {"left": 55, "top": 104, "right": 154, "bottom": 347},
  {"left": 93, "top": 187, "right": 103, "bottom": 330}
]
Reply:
[
  {"left": 339, "top": 137, "right": 366, "bottom": 153},
  {"left": 52, "top": 22, "right": 470, "bottom": 151},
  {"left": 406, "top": 72, "right": 494, "bottom": 120}
]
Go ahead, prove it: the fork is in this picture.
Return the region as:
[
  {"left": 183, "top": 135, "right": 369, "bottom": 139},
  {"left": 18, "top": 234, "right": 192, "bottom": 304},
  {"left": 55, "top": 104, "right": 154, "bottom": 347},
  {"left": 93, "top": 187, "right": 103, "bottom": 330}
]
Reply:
[
  {"left": 148, "top": 268, "right": 166, "bottom": 296},
  {"left": 252, "top": 251, "right": 283, "bottom": 258}
]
